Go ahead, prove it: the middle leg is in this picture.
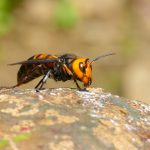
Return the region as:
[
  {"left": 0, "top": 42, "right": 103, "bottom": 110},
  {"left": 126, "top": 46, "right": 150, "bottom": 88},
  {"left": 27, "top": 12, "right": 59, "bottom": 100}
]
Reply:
[{"left": 35, "top": 70, "right": 51, "bottom": 90}]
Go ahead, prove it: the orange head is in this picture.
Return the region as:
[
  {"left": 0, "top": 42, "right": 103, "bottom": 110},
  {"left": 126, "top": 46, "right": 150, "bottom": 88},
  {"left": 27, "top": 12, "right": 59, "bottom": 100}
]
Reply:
[
  {"left": 72, "top": 58, "right": 92, "bottom": 87},
  {"left": 71, "top": 52, "right": 115, "bottom": 88}
]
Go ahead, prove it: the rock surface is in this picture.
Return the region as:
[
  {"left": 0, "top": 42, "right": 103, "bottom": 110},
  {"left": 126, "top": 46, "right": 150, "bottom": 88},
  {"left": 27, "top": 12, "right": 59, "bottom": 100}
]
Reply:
[{"left": 0, "top": 88, "right": 149, "bottom": 150}]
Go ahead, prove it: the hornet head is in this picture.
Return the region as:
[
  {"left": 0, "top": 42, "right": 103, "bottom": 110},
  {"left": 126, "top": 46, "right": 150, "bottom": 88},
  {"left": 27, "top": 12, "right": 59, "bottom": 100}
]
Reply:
[{"left": 72, "top": 52, "right": 115, "bottom": 87}]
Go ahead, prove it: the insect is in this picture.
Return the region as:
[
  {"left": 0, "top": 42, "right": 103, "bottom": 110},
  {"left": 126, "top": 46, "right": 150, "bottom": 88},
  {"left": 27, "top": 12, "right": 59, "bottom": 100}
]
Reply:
[{"left": 9, "top": 53, "right": 115, "bottom": 90}]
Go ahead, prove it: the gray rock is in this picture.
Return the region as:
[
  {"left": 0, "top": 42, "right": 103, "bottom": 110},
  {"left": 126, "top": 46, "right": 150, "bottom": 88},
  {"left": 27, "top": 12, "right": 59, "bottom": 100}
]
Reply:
[{"left": 0, "top": 88, "right": 149, "bottom": 150}]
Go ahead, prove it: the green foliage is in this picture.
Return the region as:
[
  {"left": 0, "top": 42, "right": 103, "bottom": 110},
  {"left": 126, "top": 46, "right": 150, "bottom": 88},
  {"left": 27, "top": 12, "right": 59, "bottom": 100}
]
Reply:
[
  {"left": 0, "top": 0, "right": 79, "bottom": 33},
  {"left": 53, "top": 0, "right": 79, "bottom": 30},
  {"left": 0, "top": 0, "right": 22, "bottom": 35},
  {"left": 0, "top": 139, "right": 8, "bottom": 148}
]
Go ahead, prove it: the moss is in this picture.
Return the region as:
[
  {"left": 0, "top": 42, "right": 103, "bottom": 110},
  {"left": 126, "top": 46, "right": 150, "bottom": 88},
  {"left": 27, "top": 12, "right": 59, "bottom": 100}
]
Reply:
[
  {"left": 0, "top": 133, "right": 31, "bottom": 148},
  {"left": 13, "top": 133, "right": 32, "bottom": 142}
]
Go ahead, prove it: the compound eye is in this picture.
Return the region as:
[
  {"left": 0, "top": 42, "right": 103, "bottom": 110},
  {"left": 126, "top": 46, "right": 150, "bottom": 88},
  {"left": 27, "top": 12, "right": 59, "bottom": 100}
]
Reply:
[{"left": 79, "top": 62, "right": 86, "bottom": 73}]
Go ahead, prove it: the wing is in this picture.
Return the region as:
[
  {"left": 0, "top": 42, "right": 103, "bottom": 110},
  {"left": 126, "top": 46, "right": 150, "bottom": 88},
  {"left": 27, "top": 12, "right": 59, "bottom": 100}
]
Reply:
[{"left": 9, "top": 58, "right": 59, "bottom": 66}]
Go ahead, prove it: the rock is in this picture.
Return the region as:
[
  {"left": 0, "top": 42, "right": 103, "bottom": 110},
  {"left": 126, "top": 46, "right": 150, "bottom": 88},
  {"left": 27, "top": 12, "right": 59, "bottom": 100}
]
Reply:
[{"left": 0, "top": 88, "right": 149, "bottom": 150}]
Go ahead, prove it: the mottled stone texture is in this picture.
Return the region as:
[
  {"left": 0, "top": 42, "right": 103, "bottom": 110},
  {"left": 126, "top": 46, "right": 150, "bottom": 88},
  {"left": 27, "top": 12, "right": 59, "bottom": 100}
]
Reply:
[{"left": 0, "top": 88, "right": 149, "bottom": 150}]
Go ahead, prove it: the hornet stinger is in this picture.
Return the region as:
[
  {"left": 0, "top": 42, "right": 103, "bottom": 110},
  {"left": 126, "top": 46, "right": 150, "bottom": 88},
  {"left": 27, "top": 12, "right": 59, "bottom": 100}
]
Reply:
[{"left": 9, "top": 53, "right": 115, "bottom": 90}]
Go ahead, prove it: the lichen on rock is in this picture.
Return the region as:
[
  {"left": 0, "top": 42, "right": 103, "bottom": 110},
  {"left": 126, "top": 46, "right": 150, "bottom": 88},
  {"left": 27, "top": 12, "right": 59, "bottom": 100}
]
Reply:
[{"left": 0, "top": 88, "right": 149, "bottom": 150}]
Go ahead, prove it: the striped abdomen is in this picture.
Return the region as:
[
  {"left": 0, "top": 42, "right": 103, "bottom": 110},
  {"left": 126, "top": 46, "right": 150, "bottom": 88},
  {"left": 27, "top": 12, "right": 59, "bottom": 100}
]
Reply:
[{"left": 17, "top": 54, "right": 57, "bottom": 84}]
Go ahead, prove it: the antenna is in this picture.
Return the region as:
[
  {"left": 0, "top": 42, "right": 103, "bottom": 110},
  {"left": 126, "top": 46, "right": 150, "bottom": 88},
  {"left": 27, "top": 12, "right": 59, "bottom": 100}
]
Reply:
[{"left": 91, "top": 52, "right": 115, "bottom": 64}]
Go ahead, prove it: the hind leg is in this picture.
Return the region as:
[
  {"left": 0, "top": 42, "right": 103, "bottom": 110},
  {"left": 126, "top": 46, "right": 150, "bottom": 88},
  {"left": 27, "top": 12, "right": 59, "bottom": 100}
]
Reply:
[{"left": 35, "top": 70, "right": 51, "bottom": 90}]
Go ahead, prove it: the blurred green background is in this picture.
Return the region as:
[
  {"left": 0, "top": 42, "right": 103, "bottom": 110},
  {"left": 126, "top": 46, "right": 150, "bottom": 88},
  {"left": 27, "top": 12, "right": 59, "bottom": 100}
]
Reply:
[{"left": 0, "top": 0, "right": 150, "bottom": 103}]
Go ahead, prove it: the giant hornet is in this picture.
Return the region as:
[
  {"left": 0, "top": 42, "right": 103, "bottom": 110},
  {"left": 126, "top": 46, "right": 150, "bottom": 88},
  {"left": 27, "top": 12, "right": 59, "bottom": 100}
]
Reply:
[{"left": 9, "top": 53, "right": 115, "bottom": 90}]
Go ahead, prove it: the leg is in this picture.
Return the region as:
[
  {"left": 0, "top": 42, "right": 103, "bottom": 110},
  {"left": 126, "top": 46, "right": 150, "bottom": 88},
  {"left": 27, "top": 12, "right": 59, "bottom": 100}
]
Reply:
[
  {"left": 63, "top": 64, "right": 73, "bottom": 76},
  {"left": 74, "top": 79, "right": 81, "bottom": 89},
  {"left": 35, "top": 70, "right": 51, "bottom": 90},
  {"left": 74, "top": 79, "right": 88, "bottom": 91}
]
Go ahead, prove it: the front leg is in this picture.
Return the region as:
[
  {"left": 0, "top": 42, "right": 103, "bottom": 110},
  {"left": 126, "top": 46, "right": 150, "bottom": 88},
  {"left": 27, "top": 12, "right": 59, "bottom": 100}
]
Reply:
[
  {"left": 73, "top": 79, "right": 88, "bottom": 91},
  {"left": 62, "top": 64, "right": 88, "bottom": 91}
]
